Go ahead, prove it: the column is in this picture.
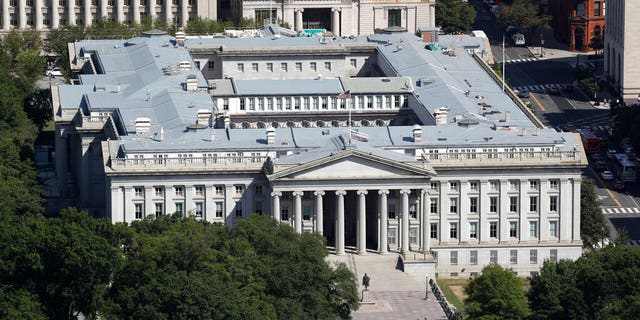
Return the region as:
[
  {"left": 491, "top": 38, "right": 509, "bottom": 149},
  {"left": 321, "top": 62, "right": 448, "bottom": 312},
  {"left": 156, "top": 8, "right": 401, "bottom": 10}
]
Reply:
[
  {"left": 438, "top": 181, "right": 449, "bottom": 243},
  {"left": 109, "top": 186, "right": 120, "bottom": 222},
  {"left": 293, "top": 191, "right": 303, "bottom": 233},
  {"left": 180, "top": 0, "right": 187, "bottom": 27},
  {"left": 51, "top": 0, "right": 59, "bottom": 28},
  {"left": 429, "top": 4, "right": 435, "bottom": 27},
  {"left": 271, "top": 191, "right": 281, "bottom": 223},
  {"left": 224, "top": 184, "right": 234, "bottom": 226},
  {"left": 123, "top": 186, "right": 133, "bottom": 222},
  {"left": 101, "top": 0, "right": 108, "bottom": 19},
  {"left": 479, "top": 181, "right": 489, "bottom": 242},
  {"left": 18, "top": 0, "right": 26, "bottom": 29},
  {"left": 314, "top": 191, "right": 324, "bottom": 234},
  {"left": 2, "top": 0, "right": 9, "bottom": 30},
  {"left": 539, "top": 179, "right": 549, "bottom": 241},
  {"left": 421, "top": 189, "right": 430, "bottom": 253},
  {"left": 144, "top": 186, "right": 154, "bottom": 217},
  {"left": 519, "top": 179, "right": 528, "bottom": 242},
  {"left": 84, "top": 0, "right": 92, "bottom": 26},
  {"left": 400, "top": 189, "right": 410, "bottom": 254},
  {"left": 205, "top": 185, "right": 215, "bottom": 221},
  {"left": 117, "top": 0, "right": 124, "bottom": 23},
  {"left": 335, "top": 190, "right": 346, "bottom": 255},
  {"left": 499, "top": 180, "right": 510, "bottom": 243},
  {"left": 572, "top": 178, "right": 581, "bottom": 242},
  {"left": 331, "top": 8, "right": 340, "bottom": 36},
  {"left": 148, "top": 0, "right": 156, "bottom": 22},
  {"left": 560, "top": 179, "right": 571, "bottom": 242},
  {"left": 165, "top": 0, "right": 172, "bottom": 25},
  {"left": 357, "top": 190, "right": 368, "bottom": 254},
  {"left": 35, "top": 0, "right": 43, "bottom": 29},
  {"left": 378, "top": 190, "right": 389, "bottom": 254},
  {"left": 67, "top": 0, "right": 75, "bottom": 26},
  {"left": 460, "top": 181, "right": 470, "bottom": 243},
  {"left": 133, "top": 0, "right": 140, "bottom": 24},
  {"left": 294, "top": 9, "right": 303, "bottom": 31}
]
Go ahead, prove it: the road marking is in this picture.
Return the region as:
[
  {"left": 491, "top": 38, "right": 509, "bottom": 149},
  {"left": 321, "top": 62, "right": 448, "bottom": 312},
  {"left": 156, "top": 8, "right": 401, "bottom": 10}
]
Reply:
[
  {"left": 589, "top": 166, "right": 622, "bottom": 207},
  {"left": 560, "top": 91, "right": 577, "bottom": 109},
  {"left": 529, "top": 92, "right": 545, "bottom": 111}
]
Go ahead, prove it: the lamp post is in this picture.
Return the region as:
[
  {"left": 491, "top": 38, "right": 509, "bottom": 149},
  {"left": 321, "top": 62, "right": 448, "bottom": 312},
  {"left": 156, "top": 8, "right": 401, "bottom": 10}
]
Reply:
[{"left": 540, "top": 34, "right": 545, "bottom": 57}]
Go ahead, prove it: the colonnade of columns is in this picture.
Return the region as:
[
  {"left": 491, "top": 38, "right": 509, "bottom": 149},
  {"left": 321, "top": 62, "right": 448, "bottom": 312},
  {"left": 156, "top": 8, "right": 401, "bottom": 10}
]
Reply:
[{"left": 270, "top": 188, "right": 428, "bottom": 255}]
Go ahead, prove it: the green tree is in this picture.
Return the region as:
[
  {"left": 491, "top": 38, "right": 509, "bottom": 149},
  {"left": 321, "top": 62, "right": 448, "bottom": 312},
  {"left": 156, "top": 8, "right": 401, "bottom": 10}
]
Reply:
[
  {"left": 15, "top": 50, "right": 46, "bottom": 84},
  {"left": 0, "top": 287, "right": 47, "bottom": 320},
  {"left": 580, "top": 178, "right": 609, "bottom": 248},
  {"left": 435, "top": 0, "right": 476, "bottom": 34},
  {"left": 498, "top": 0, "right": 551, "bottom": 35},
  {"left": 45, "top": 25, "right": 85, "bottom": 78},
  {"left": 528, "top": 260, "right": 586, "bottom": 320},
  {"left": 464, "top": 264, "right": 530, "bottom": 320}
]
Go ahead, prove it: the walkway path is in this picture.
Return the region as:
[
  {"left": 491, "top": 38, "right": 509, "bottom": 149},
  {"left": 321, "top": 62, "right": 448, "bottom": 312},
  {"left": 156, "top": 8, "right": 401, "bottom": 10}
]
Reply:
[{"left": 327, "top": 253, "right": 448, "bottom": 320}]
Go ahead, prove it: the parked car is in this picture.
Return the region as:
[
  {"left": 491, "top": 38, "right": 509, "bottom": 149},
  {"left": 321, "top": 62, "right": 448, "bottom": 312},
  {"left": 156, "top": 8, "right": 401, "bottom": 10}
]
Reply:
[
  {"left": 517, "top": 90, "right": 530, "bottom": 99},
  {"left": 547, "top": 85, "right": 560, "bottom": 94},
  {"left": 595, "top": 160, "right": 607, "bottom": 170},
  {"left": 46, "top": 67, "right": 62, "bottom": 77},
  {"left": 613, "top": 180, "right": 625, "bottom": 191},
  {"left": 511, "top": 33, "right": 525, "bottom": 46},
  {"left": 601, "top": 170, "right": 614, "bottom": 180},
  {"left": 607, "top": 149, "right": 617, "bottom": 159}
]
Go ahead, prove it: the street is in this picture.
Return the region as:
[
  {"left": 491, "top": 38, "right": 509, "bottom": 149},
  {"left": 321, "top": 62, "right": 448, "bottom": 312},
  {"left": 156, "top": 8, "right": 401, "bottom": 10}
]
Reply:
[{"left": 470, "top": 0, "right": 640, "bottom": 243}]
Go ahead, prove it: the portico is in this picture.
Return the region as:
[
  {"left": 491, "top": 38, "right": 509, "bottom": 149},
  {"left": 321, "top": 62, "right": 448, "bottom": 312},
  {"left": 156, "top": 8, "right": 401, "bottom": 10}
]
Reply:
[{"left": 266, "top": 147, "right": 434, "bottom": 254}]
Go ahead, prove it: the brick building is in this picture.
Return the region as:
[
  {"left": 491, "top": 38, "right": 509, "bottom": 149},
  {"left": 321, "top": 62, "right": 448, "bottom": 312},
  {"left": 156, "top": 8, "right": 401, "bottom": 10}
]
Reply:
[{"left": 549, "top": 0, "right": 606, "bottom": 52}]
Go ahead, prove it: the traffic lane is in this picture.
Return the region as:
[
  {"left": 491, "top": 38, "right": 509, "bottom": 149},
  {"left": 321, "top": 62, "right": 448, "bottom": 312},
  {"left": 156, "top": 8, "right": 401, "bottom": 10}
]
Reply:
[
  {"left": 516, "top": 60, "right": 575, "bottom": 85},
  {"left": 501, "top": 60, "right": 540, "bottom": 88},
  {"left": 609, "top": 218, "right": 640, "bottom": 240},
  {"left": 584, "top": 167, "right": 621, "bottom": 207}
]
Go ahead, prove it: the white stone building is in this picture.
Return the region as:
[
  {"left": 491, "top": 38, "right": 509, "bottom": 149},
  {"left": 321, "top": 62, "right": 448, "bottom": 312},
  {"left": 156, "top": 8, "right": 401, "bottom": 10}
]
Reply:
[
  {"left": 604, "top": 0, "right": 640, "bottom": 104},
  {"left": 52, "top": 28, "right": 586, "bottom": 278}
]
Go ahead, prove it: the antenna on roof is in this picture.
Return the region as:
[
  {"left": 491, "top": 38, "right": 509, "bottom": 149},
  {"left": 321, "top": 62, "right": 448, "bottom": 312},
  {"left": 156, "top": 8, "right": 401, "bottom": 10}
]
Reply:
[{"left": 146, "top": 89, "right": 151, "bottom": 101}]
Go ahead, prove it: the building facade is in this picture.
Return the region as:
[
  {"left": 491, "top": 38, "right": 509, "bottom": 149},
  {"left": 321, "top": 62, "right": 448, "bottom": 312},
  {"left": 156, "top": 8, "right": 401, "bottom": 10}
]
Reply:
[
  {"left": 0, "top": 0, "right": 216, "bottom": 31},
  {"left": 52, "top": 29, "right": 585, "bottom": 278},
  {"left": 549, "top": 0, "right": 606, "bottom": 52},
  {"left": 604, "top": 0, "right": 640, "bottom": 104}
]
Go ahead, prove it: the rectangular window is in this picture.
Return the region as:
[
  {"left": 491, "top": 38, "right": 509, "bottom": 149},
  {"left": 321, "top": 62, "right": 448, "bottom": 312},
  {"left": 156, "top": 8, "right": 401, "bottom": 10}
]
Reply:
[
  {"left": 409, "top": 204, "right": 417, "bottom": 219},
  {"left": 509, "top": 180, "right": 519, "bottom": 191},
  {"left": 593, "top": 1, "right": 601, "bottom": 16},
  {"left": 239, "top": 99, "right": 246, "bottom": 111},
  {"left": 267, "top": 98, "right": 274, "bottom": 110},
  {"left": 235, "top": 202, "right": 243, "bottom": 217},
  {"left": 430, "top": 198, "right": 438, "bottom": 214},
  {"left": 510, "top": 221, "right": 518, "bottom": 237},
  {"left": 255, "top": 201, "right": 263, "bottom": 215},
  {"left": 470, "top": 250, "right": 478, "bottom": 265},
  {"left": 469, "top": 222, "right": 478, "bottom": 239},
  {"left": 208, "top": 61, "right": 215, "bottom": 69},
  {"left": 490, "top": 180, "right": 499, "bottom": 191},
  {"left": 175, "top": 186, "right": 184, "bottom": 197},
  {"left": 295, "top": 62, "right": 302, "bottom": 71},
  {"left": 409, "top": 228, "right": 418, "bottom": 245},
  {"left": 251, "top": 63, "right": 258, "bottom": 72},
  {"left": 174, "top": 202, "right": 183, "bottom": 215},
  {"left": 549, "top": 221, "right": 558, "bottom": 237},
  {"left": 195, "top": 202, "right": 203, "bottom": 218},
  {"left": 303, "top": 206, "right": 311, "bottom": 220},
  {"left": 281, "top": 206, "right": 289, "bottom": 221},
  {"left": 550, "top": 249, "right": 558, "bottom": 262},
  {"left": 550, "top": 180, "right": 559, "bottom": 190},
  {"left": 450, "top": 251, "right": 458, "bottom": 265},
  {"left": 450, "top": 222, "right": 458, "bottom": 239},
  {"left": 324, "top": 62, "right": 331, "bottom": 71},
  {"left": 510, "top": 250, "right": 518, "bottom": 264},
  {"left": 154, "top": 203, "right": 163, "bottom": 216},
  {"left": 490, "top": 197, "right": 498, "bottom": 213},
  {"left": 509, "top": 196, "right": 518, "bottom": 212},
  {"left": 529, "top": 180, "right": 539, "bottom": 190},
  {"left": 470, "top": 181, "right": 479, "bottom": 191},
  {"left": 530, "top": 196, "right": 538, "bottom": 212},
  {"left": 134, "top": 187, "right": 143, "bottom": 197},
  {"left": 214, "top": 186, "right": 223, "bottom": 195},
  {"left": 266, "top": 62, "right": 273, "bottom": 72},
  {"left": 237, "top": 63, "right": 244, "bottom": 72},
  {"left": 195, "top": 186, "right": 204, "bottom": 196},
  {"left": 550, "top": 196, "right": 558, "bottom": 212},
  {"left": 388, "top": 203, "right": 396, "bottom": 219},
  {"left": 134, "top": 203, "right": 143, "bottom": 219},
  {"left": 310, "top": 62, "right": 316, "bottom": 71},
  {"left": 490, "top": 250, "right": 498, "bottom": 264},
  {"left": 530, "top": 249, "right": 538, "bottom": 264},
  {"left": 490, "top": 222, "right": 498, "bottom": 238},
  {"left": 280, "top": 62, "right": 287, "bottom": 72},
  {"left": 430, "top": 223, "right": 438, "bottom": 239},
  {"left": 235, "top": 185, "right": 244, "bottom": 195},
  {"left": 470, "top": 197, "right": 478, "bottom": 213},
  {"left": 388, "top": 228, "right": 397, "bottom": 246},
  {"left": 530, "top": 221, "right": 538, "bottom": 238},
  {"left": 450, "top": 182, "right": 459, "bottom": 191},
  {"left": 430, "top": 182, "right": 439, "bottom": 191},
  {"left": 215, "top": 201, "right": 223, "bottom": 218},
  {"left": 450, "top": 197, "right": 458, "bottom": 213},
  {"left": 350, "top": 58, "right": 357, "bottom": 68}
]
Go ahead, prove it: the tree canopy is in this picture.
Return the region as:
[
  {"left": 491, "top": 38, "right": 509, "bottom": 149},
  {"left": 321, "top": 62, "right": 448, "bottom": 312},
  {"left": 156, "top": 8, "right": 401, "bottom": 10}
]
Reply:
[
  {"left": 435, "top": 0, "right": 477, "bottom": 34},
  {"left": 464, "top": 264, "right": 530, "bottom": 320},
  {"left": 580, "top": 178, "right": 609, "bottom": 248},
  {"left": 497, "top": 0, "right": 551, "bottom": 35}
]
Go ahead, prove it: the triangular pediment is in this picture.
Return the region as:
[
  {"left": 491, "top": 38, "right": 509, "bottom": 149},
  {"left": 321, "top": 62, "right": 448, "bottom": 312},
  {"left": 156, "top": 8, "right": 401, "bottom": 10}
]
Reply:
[{"left": 268, "top": 150, "right": 434, "bottom": 181}]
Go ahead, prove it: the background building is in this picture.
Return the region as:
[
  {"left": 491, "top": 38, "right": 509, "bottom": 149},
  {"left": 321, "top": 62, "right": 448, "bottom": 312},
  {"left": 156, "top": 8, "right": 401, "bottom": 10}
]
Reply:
[
  {"left": 604, "top": 0, "right": 640, "bottom": 103},
  {"left": 549, "top": 0, "right": 606, "bottom": 52}
]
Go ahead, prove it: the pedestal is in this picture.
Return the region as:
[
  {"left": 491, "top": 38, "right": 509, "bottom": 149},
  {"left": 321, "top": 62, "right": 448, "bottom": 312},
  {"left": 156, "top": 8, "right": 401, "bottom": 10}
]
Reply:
[{"left": 361, "top": 289, "right": 374, "bottom": 305}]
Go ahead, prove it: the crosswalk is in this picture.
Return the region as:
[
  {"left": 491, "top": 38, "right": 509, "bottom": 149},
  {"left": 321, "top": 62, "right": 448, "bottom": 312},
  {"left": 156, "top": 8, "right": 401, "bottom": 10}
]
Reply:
[
  {"left": 602, "top": 207, "right": 640, "bottom": 215},
  {"left": 512, "top": 83, "right": 563, "bottom": 93},
  {"left": 498, "top": 57, "right": 539, "bottom": 64},
  {"left": 563, "top": 114, "right": 612, "bottom": 132}
]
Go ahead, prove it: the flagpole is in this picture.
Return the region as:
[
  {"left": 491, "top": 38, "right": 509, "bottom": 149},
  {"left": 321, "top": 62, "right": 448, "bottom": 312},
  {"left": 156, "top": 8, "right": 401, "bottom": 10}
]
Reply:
[{"left": 502, "top": 34, "right": 506, "bottom": 92}]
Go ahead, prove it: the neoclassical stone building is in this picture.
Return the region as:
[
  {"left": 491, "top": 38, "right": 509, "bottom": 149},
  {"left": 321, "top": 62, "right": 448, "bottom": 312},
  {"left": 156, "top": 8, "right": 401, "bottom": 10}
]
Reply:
[
  {"left": 604, "top": 0, "right": 640, "bottom": 104},
  {"left": 52, "top": 28, "right": 586, "bottom": 278}
]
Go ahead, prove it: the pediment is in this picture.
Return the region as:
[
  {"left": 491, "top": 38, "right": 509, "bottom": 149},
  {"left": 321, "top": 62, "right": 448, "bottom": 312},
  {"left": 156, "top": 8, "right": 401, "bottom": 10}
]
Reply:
[{"left": 268, "top": 150, "right": 434, "bottom": 181}]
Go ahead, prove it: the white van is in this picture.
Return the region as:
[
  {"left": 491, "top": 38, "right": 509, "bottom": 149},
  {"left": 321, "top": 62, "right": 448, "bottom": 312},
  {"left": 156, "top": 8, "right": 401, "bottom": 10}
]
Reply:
[{"left": 512, "top": 33, "right": 525, "bottom": 46}]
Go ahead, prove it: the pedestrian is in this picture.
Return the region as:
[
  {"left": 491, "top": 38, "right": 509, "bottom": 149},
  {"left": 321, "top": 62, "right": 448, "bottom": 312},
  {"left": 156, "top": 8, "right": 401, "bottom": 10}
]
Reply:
[{"left": 362, "top": 273, "right": 370, "bottom": 290}]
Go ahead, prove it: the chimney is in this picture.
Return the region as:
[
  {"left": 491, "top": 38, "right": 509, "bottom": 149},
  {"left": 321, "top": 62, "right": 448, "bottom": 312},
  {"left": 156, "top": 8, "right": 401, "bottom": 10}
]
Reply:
[
  {"left": 159, "top": 127, "right": 164, "bottom": 141},
  {"left": 505, "top": 111, "right": 511, "bottom": 122},
  {"left": 175, "top": 31, "right": 186, "bottom": 46},
  {"left": 197, "top": 109, "right": 212, "bottom": 126},
  {"left": 412, "top": 125, "right": 422, "bottom": 142},
  {"left": 266, "top": 126, "right": 276, "bottom": 144},
  {"left": 210, "top": 129, "right": 215, "bottom": 142},
  {"left": 185, "top": 75, "right": 198, "bottom": 91},
  {"left": 433, "top": 107, "right": 449, "bottom": 125},
  {"left": 522, "top": 127, "right": 528, "bottom": 136},
  {"left": 223, "top": 112, "right": 230, "bottom": 129}
]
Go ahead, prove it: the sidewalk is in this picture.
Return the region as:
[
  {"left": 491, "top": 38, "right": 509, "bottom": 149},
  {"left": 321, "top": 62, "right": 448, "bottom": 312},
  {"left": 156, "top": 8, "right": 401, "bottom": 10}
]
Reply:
[{"left": 327, "top": 253, "right": 448, "bottom": 320}]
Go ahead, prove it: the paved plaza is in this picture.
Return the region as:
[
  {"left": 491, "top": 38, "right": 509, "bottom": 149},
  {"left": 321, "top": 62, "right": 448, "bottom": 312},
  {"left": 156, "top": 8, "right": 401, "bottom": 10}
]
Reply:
[{"left": 327, "top": 253, "right": 448, "bottom": 320}]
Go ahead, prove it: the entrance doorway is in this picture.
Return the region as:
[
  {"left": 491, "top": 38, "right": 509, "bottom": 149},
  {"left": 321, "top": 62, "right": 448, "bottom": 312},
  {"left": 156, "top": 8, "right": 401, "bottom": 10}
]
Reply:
[
  {"left": 574, "top": 27, "right": 585, "bottom": 51},
  {"left": 303, "top": 8, "right": 331, "bottom": 31}
]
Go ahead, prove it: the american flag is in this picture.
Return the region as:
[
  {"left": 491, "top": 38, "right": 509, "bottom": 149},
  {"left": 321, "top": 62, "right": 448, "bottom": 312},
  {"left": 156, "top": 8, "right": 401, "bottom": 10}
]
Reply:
[{"left": 337, "top": 90, "right": 351, "bottom": 99}]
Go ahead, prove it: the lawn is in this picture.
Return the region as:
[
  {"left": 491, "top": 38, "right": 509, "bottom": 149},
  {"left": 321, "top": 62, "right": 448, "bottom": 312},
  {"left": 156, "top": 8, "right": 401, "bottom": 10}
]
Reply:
[{"left": 436, "top": 278, "right": 469, "bottom": 311}]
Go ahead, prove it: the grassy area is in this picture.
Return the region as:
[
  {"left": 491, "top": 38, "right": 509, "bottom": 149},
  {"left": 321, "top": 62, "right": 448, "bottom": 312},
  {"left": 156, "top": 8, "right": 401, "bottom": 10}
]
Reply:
[
  {"left": 43, "top": 119, "right": 55, "bottom": 132},
  {"left": 436, "top": 278, "right": 469, "bottom": 311}
]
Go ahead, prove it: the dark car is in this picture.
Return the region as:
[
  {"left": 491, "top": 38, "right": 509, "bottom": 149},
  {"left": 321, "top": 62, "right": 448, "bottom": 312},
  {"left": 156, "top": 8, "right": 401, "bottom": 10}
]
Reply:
[
  {"left": 613, "top": 181, "right": 625, "bottom": 191},
  {"left": 548, "top": 85, "right": 560, "bottom": 94},
  {"left": 595, "top": 160, "right": 607, "bottom": 170}
]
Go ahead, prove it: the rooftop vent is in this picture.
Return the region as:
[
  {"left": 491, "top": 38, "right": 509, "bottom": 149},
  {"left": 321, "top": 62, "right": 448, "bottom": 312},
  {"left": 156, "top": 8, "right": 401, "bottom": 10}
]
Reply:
[
  {"left": 197, "top": 109, "right": 212, "bottom": 126},
  {"left": 178, "top": 60, "right": 192, "bottom": 70},
  {"left": 185, "top": 74, "right": 198, "bottom": 91},
  {"left": 419, "top": 78, "right": 435, "bottom": 86},
  {"left": 412, "top": 125, "right": 422, "bottom": 142},
  {"left": 433, "top": 107, "right": 449, "bottom": 125},
  {"left": 266, "top": 126, "right": 276, "bottom": 144},
  {"left": 135, "top": 117, "right": 151, "bottom": 135},
  {"left": 175, "top": 31, "right": 186, "bottom": 46}
]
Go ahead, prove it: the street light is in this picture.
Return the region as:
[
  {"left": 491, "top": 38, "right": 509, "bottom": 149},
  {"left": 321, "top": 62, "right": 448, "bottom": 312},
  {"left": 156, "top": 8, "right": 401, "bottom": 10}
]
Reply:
[{"left": 540, "top": 34, "right": 545, "bottom": 57}]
